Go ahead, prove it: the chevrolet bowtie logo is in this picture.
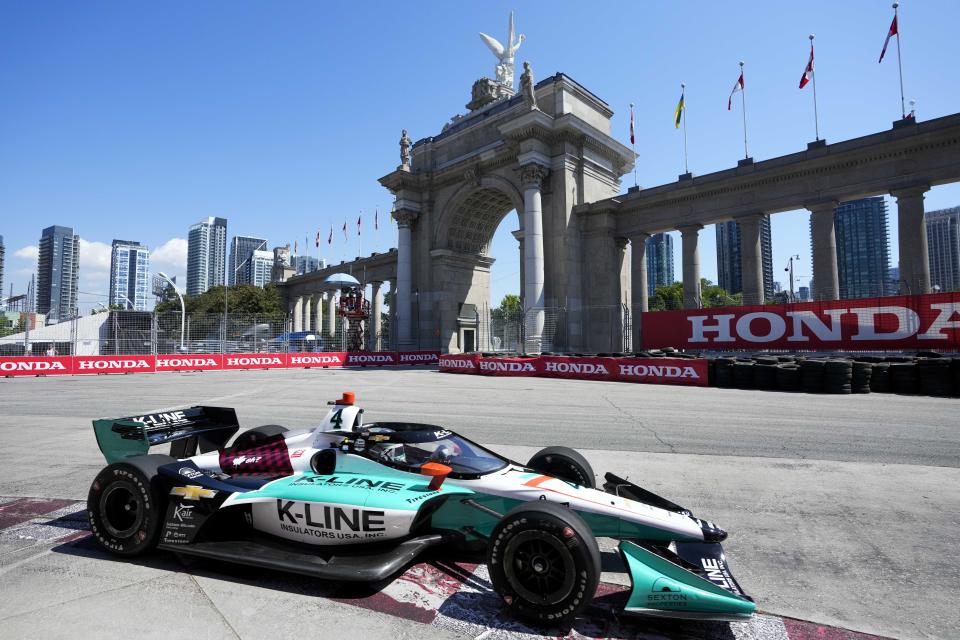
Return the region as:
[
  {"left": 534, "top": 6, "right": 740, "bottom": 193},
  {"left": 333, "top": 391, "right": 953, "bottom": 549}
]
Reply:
[{"left": 170, "top": 485, "right": 218, "bottom": 500}]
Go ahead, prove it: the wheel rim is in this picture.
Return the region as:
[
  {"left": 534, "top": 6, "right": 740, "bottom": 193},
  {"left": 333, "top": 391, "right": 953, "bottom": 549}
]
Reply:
[
  {"left": 100, "top": 482, "right": 144, "bottom": 539},
  {"left": 503, "top": 530, "right": 575, "bottom": 606}
]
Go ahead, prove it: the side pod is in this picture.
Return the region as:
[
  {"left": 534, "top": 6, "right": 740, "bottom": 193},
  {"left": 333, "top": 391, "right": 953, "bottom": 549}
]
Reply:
[{"left": 619, "top": 540, "right": 755, "bottom": 622}]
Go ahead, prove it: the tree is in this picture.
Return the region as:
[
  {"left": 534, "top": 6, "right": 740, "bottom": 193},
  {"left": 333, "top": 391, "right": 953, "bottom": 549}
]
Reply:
[
  {"left": 647, "top": 279, "right": 740, "bottom": 311},
  {"left": 492, "top": 293, "right": 521, "bottom": 320},
  {"left": 155, "top": 284, "right": 283, "bottom": 314}
]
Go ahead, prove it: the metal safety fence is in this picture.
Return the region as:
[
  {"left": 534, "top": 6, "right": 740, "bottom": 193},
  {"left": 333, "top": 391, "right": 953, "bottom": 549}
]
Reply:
[{"left": 0, "top": 310, "right": 392, "bottom": 357}]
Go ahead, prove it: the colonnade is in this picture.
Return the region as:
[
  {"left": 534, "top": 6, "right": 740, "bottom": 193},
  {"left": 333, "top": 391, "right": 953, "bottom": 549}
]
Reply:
[{"left": 627, "top": 185, "right": 932, "bottom": 346}]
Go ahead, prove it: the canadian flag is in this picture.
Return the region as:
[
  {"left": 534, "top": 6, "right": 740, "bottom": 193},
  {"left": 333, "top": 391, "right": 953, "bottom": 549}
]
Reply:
[
  {"left": 879, "top": 14, "right": 898, "bottom": 64},
  {"left": 629, "top": 103, "right": 635, "bottom": 145},
  {"left": 357, "top": 213, "right": 362, "bottom": 236},
  {"left": 799, "top": 43, "right": 814, "bottom": 89},
  {"left": 727, "top": 72, "right": 744, "bottom": 111}
]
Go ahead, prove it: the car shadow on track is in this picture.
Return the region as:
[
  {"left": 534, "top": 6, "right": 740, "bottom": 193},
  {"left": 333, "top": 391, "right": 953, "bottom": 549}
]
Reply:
[{"left": 50, "top": 520, "right": 737, "bottom": 640}]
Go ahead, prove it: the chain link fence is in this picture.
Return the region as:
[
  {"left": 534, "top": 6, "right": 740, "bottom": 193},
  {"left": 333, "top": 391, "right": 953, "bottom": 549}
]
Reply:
[{"left": 0, "top": 310, "right": 388, "bottom": 356}]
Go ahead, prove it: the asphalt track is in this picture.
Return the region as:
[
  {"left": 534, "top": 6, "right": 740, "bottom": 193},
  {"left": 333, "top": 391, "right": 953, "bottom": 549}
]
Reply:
[{"left": 1, "top": 367, "right": 957, "bottom": 640}]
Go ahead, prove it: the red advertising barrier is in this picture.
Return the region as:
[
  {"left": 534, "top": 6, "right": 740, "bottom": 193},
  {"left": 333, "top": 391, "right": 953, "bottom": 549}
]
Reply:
[
  {"left": 438, "top": 354, "right": 709, "bottom": 386},
  {"left": 345, "top": 351, "right": 398, "bottom": 366},
  {"left": 288, "top": 352, "right": 347, "bottom": 368},
  {"left": 155, "top": 355, "right": 223, "bottom": 372},
  {"left": 0, "top": 351, "right": 444, "bottom": 378},
  {"left": 614, "top": 357, "right": 708, "bottom": 386},
  {"left": 0, "top": 356, "right": 74, "bottom": 377},
  {"left": 438, "top": 353, "right": 481, "bottom": 374},
  {"left": 221, "top": 353, "right": 288, "bottom": 370},
  {"left": 641, "top": 292, "right": 960, "bottom": 352},
  {"left": 539, "top": 356, "right": 617, "bottom": 382},
  {"left": 398, "top": 350, "right": 441, "bottom": 365},
  {"left": 477, "top": 357, "right": 539, "bottom": 376},
  {"left": 74, "top": 355, "right": 156, "bottom": 375}
]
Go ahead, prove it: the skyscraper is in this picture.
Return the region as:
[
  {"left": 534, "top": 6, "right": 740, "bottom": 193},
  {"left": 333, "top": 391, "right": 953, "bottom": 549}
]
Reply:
[
  {"left": 825, "top": 197, "right": 893, "bottom": 299},
  {"left": 926, "top": 207, "right": 960, "bottom": 292},
  {"left": 249, "top": 250, "right": 273, "bottom": 288},
  {"left": 36, "top": 225, "right": 80, "bottom": 323},
  {"left": 228, "top": 235, "right": 268, "bottom": 285},
  {"left": 109, "top": 240, "right": 150, "bottom": 310},
  {"left": 645, "top": 233, "right": 674, "bottom": 292},
  {"left": 186, "top": 217, "right": 227, "bottom": 296},
  {"left": 293, "top": 255, "right": 322, "bottom": 276},
  {"left": 715, "top": 217, "right": 774, "bottom": 298}
]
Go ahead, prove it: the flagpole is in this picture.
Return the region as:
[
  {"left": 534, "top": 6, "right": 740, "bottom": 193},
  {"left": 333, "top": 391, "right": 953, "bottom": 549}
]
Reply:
[
  {"left": 810, "top": 34, "right": 820, "bottom": 140},
  {"left": 893, "top": 2, "right": 905, "bottom": 118},
  {"left": 681, "top": 83, "right": 689, "bottom": 174},
  {"left": 629, "top": 102, "right": 638, "bottom": 187},
  {"left": 739, "top": 61, "right": 749, "bottom": 159}
]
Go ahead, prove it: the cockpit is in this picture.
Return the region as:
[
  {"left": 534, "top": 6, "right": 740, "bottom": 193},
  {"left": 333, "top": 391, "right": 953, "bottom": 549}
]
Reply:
[{"left": 349, "top": 423, "right": 509, "bottom": 477}]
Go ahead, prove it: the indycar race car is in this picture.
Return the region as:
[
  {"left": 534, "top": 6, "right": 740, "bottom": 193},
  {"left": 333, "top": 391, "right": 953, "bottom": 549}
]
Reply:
[{"left": 87, "top": 392, "right": 755, "bottom": 625}]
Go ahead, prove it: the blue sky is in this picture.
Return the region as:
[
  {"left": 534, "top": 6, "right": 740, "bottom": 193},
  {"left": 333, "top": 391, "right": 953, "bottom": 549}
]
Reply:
[{"left": 2, "top": 1, "right": 959, "bottom": 310}]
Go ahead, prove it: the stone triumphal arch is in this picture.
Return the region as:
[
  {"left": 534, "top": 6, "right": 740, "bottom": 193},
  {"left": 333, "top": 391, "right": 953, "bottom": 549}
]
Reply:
[{"left": 380, "top": 72, "right": 635, "bottom": 354}]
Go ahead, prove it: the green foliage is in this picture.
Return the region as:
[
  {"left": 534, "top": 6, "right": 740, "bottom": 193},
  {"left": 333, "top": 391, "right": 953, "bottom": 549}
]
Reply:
[
  {"left": 647, "top": 279, "right": 741, "bottom": 311},
  {"left": 155, "top": 284, "right": 283, "bottom": 314},
  {"left": 492, "top": 293, "right": 521, "bottom": 320},
  {"left": 0, "top": 316, "right": 25, "bottom": 338}
]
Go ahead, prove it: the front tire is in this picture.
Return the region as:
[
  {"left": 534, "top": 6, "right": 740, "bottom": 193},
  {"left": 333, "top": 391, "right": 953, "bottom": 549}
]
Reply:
[
  {"left": 527, "top": 446, "right": 595, "bottom": 488},
  {"left": 87, "top": 454, "right": 172, "bottom": 556},
  {"left": 487, "top": 501, "right": 600, "bottom": 626}
]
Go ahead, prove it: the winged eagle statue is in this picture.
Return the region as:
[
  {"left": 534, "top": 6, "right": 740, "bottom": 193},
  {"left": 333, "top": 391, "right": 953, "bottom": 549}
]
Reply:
[{"left": 479, "top": 12, "right": 525, "bottom": 89}]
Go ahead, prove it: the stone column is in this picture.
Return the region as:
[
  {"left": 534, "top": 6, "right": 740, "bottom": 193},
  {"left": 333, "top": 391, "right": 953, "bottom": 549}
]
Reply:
[
  {"left": 511, "top": 229, "right": 525, "bottom": 304},
  {"left": 326, "top": 291, "right": 337, "bottom": 338},
  {"left": 313, "top": 294, "right": 323, "bottom": 337},
  {"left": 292, "top": 296, "right": 303, "bottom": 333},
  {"left": 807, "top": 200, "right": 840, "bottom": 300},
  {"left": 521, "top": 163, "right": 549, "bottom": 354},
  {"left": 678, "top": 224, "right": 703, "bottom": 309},
  {"left": 394, "top": 210, "right": 419, "bottom": 350},
  {"left": 302, "top": 296, "right": 312, "bottom": 332},
  {"left": 371, "top": 281, "right": 383, "bottom": 351},
  {"left": 737, "top": 213, "right": 765, "bottom": 305},
  {"left": 630, "top": 232, "right": 650, "bottom": 351},
  {"left": 387, "top": 280, "right": 397, "bottom": 350},
  {"left": 892, "top": 185, "right": 931, "bottom": 295}
]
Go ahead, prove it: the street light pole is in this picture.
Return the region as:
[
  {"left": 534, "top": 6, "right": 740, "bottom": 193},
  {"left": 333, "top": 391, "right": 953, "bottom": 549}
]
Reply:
[
  {"left": 784, "top": 255, "right": 800, "bottom": 302},
  {"left": 157, "top": 272, "right": 185, "bottom": 352}
]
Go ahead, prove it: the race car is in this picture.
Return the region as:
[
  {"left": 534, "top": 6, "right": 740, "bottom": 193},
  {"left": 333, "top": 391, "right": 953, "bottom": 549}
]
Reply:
[{"left": 87, "top": 392, "right": 755, "bottom": 625}]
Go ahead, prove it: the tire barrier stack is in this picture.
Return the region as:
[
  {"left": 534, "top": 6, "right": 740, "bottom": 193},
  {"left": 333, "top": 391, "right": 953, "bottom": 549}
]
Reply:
[{"left": 706, "top": 353, "right": 960, "bottom": 397}]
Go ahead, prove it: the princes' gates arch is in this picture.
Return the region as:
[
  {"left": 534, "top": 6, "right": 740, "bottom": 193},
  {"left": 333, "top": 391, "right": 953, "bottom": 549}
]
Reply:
[{"left": 281, "top": 73, "right": 960, "bottom": 354}]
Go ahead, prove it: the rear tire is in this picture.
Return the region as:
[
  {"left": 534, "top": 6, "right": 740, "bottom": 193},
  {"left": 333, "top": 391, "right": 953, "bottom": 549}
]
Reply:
[
  {"left": 527, "top": 446, "right": 595, "bottom": 488},
  {"left": 487, "top": 501, "right": 600, "bottom": 626},
  {"left": 87, "top": 454, "right": 173, "bottom": 557},
  {"left": 232, "top": 424, "right": 288, "bottom": 449}
]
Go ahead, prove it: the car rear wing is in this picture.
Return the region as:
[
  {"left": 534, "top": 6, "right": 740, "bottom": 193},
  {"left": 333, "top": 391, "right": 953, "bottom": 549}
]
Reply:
[{"left": 92, "top": 406, "right": 240, "bottom": 464}]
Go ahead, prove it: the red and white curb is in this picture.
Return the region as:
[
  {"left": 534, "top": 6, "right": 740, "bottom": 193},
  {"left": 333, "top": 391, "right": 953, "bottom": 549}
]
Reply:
[{"left": 0, "top": 497, "right": 889, "bottom": 640}]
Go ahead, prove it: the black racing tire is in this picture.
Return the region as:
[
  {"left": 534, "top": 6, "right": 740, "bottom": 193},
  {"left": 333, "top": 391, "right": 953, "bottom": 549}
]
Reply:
[
  {"left": 527, "top": 446, "right": 595, "bottom": 488},
  {"left": 232, "top": 424, "right": 288, "bottom": 449},
  {"left": 87, "top": 454, "right": 174, "bottom": 557},
  {"left": 487, "top": 501, "right": 601, "bottom": 626}
]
